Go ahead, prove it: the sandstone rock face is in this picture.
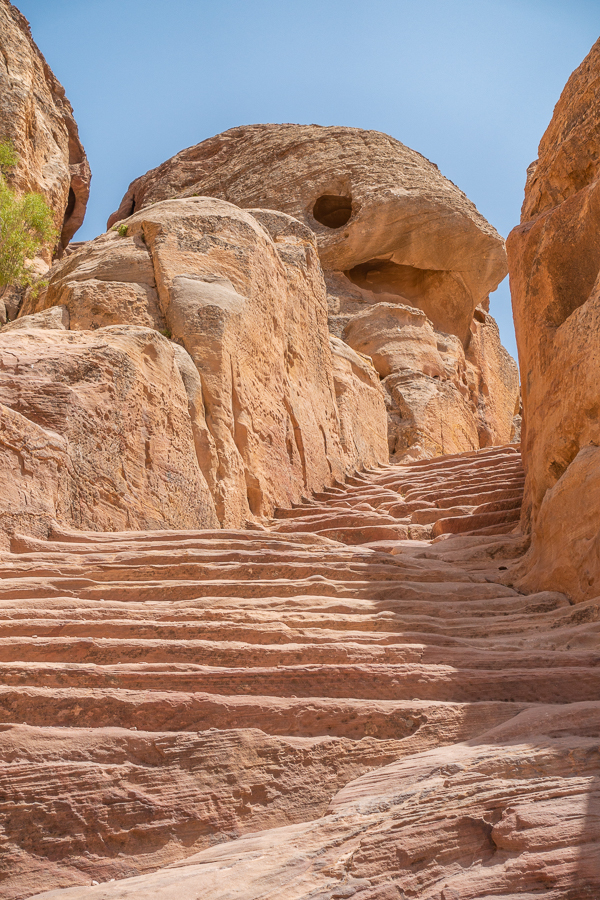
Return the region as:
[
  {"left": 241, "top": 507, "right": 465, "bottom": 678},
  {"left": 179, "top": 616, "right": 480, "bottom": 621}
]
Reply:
[
  {"left": 107, "top": 125, "right": 506, "bottom": 343},
  {"left": 0, "top": 447, "right": 597, "bottom": 898},
  {"left": 507, "top": 37, "right": 600, "bottom": 601},
  {"left": 342, "top": 302, "right": 518, "bottom": 460},
  {"left": 0, "top": 303, "right": 69, "bottom": 331},
  {"left": 329, "top": 336, "right": 389, "bottom": 468},
  {"left": 2, "top": 22, "right": 597, "bottom": 898},
  {"left": 22, "top": 197, "right": 388, "bottom": 527},
  {"left": 0, "top": 1, "right": 90, "bottom": 251},
  {"left": 465, "top": 306, "right": 521, "bottom": 449},
  {"left": 108, "top": 124, "right": 518, "bottom": 461},
  {"left": 0, "top": 323, "right": 218, "bottom": 547},
  {"left": 20, "top": 229, "right": 165, "bottom": 331}
]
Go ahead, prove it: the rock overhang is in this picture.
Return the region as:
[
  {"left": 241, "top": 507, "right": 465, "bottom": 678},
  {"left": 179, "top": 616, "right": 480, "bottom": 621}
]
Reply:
[{"left": 107, "top": 123, "right": 508, "bottom": 346}]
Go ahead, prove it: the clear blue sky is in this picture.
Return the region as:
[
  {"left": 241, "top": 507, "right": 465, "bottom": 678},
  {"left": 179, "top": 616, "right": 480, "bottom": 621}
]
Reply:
[{"left": 15, "top": 0, "right": 600, "bottom": 359}]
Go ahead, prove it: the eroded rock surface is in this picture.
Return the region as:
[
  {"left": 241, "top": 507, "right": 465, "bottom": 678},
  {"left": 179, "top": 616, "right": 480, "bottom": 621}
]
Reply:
[
  {"left": 0, "top": 1, "right": 90, "bottom": 253},
  {"left": 0, "top": 325, "right": 218, "bottom": 546},
  {"left": 342, "top": 303, "right": 518, "bottom": 459},
  {"left": 270, "top": 443, "right": 524, "bottom": 544},
  {"left": 107, "top": 124, "right": 518, "bottom": 461},
  {"left": 0, "top": 446, "right": 596, "bottom": 898},
  {"left": 507, "top": 37, "right": 600, "bottom": 601},
  {"left": 20, "top": 197, "right": 388, "bottom": 529},
  {"left": 107, "top": 125, "right": 505, "bottom": 339}
]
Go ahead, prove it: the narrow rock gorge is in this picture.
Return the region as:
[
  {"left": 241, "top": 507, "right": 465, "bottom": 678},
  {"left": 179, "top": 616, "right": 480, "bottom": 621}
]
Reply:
[{"left": 0, "top": 2, "right": 598, "bottom": 898}]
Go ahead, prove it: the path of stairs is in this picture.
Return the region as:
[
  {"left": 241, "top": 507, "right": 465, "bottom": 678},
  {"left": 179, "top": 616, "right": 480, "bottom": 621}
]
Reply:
[
  {"left": 0, "top": 445, "right": 598, "bottom": 898},
  {"left": 271, "top": 443, "right": 524, "bottom": 543}
]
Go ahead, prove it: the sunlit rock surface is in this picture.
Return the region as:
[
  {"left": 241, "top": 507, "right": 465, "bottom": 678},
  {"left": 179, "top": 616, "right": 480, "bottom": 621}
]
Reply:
[
  {"left": 0, "top": 0, "right": 89, "bottom": 258},
  {"left": 507, "top": 37, "right": 600, "bottom": 602},
  {"left": 0, "top": 324, "right": 219, "bottom": 546},
  {"left": 107, "top": 124, "right": 518, "bottom": 460},
  {"left": 0, "top": 446, "right": 594, "bottom": 897},
  {"left": 20, "top": 197, "right": 388, "bottom": 530}
]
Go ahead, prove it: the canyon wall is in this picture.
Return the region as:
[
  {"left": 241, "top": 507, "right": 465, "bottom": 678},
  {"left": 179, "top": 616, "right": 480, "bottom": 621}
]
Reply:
[
  {"left": 507, "top": 37, "right": 600, "bottom": 601},
  {"left": 0, "top": 0, "right": 90, "bottom": 272},
  {"left": 3, "top": 8, "right": 600, "bottom": 900},
  {"left": 108, "top": 124, "right": 519, "bottom": 461}
]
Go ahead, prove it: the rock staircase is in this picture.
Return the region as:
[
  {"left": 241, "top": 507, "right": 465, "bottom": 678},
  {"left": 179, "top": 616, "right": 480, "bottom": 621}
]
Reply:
[
  {"left": 1, "top": 445, "right": 599, "bottom": 899},
  {"left": 271, "top": 443, "right": 524, "bottom": 543}
]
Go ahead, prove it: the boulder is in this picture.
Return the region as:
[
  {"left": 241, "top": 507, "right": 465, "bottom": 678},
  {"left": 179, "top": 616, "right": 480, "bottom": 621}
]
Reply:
[
  {"left": 107, "top": 124, "right": 518, "bottom": 460},
  {"left": 108, "top": 124, "right": 506, "bottom": 346},
  {"left": 0, "top": 1, "right": 90, "bottom": 251},
  {"left": 0, "top": 304, "right": 69, "bottom": 332},
  {"left": 21, "top": 229, "right": 165, "bottom": 330},
  {"left": 0, "top": 323, "right": 219, "bottom": 543},
  {"left": 507, "top": 37, "right": 600, "bottom": 601},
  {"left": 22, "top": 197, "right": 388, "bottom": 525}
]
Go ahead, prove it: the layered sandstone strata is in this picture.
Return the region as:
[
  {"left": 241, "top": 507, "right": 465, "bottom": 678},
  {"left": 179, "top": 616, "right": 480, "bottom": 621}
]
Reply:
[
  {"left": 507, "top": 37, "right": 600, "bottom": 601},
  {"left": 0, "top": 447, "right": 596, "bottom": 898},
  {"left": 107, "top": 124, "right": 519, "bottom": 461},
  {"left": 19, "top": 197, "right": 388, "bottom": 532},
  {"left": 0, "top": 0, "right": 90, "bottom": 263}
]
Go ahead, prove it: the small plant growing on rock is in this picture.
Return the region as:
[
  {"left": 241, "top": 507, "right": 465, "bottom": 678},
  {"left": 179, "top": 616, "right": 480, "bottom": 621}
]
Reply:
[
  {"left": 27, "top": 277, "right": 49, "bottom": 300},
  {"left": 0, "top": 140, "right": 57, "bottom": 295},
  {"left": 111, "top": 222, "right": 128, "bottom": 237},
  {"left": 159, "top": 326, "right": 172, "bottom": 339}
]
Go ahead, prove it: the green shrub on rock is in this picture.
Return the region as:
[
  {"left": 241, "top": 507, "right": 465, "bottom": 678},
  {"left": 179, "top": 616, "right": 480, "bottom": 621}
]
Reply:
[{"left": 0, "top": 139, "right": 58, "bottom": 294}]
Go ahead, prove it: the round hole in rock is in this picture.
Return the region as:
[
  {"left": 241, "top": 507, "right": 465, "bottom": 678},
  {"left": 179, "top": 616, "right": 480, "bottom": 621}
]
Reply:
[{"left": 313, "top": 195, "right": 352, "bottom": 229}]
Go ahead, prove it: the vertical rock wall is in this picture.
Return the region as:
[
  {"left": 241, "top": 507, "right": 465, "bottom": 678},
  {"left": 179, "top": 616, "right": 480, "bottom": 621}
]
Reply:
[
  {"left": 19, "top": 197, "right": 388, "bottom": 531},
  {"left": 0, "top": 0, "right": 90, "bottom": 253},
  {"left": 507, "top": 37, "right": 600, "bottom": 601}
]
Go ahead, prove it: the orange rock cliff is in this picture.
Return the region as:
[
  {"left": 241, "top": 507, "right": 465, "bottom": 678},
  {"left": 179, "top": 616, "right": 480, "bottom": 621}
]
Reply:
[
  {"left": 0, "top": 2, "right": 599, "bottom": 898},
  {"left": 507, "top": 36, "right": 600, "bottom": 603}
]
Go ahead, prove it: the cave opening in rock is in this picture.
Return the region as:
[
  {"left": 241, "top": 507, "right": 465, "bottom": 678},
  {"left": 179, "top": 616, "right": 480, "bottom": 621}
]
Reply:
[
  {"left": 345, "top": 257, "right": 473, "bottom": 343},
  {"left": 345, "top": 258, "right": 431, "bottom": 299},
  {"left": 64, "top": 186, "right": 76, "bottom": 223},
  {"left": 312, "top": 195, "right": 352, "bottom": 229}
]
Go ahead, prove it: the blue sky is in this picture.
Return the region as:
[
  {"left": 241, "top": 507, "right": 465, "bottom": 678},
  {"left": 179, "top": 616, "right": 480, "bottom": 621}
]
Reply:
[{"left": 15, "top": 0, "right": 600, "bottom": 359}]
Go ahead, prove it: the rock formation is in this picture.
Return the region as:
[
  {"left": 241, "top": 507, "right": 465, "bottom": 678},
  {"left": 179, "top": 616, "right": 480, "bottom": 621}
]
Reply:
[
  {"left": 507, "top": 37, "right": 600, "bottom": 602},
  {"left": 3, "top": 9, "right": 600, "bottom": 899},
  {"left": 0, "top": 322, "right": 219, "bottom": 546},
  {"left": 18, "top": 197, "right": 388, "bottom": 534},
  {"left": 108, "top": 124, "right": 519, "bottom": 461},
  {"left": 0, "top": 0, "right": 90, "bottom": 265}
]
